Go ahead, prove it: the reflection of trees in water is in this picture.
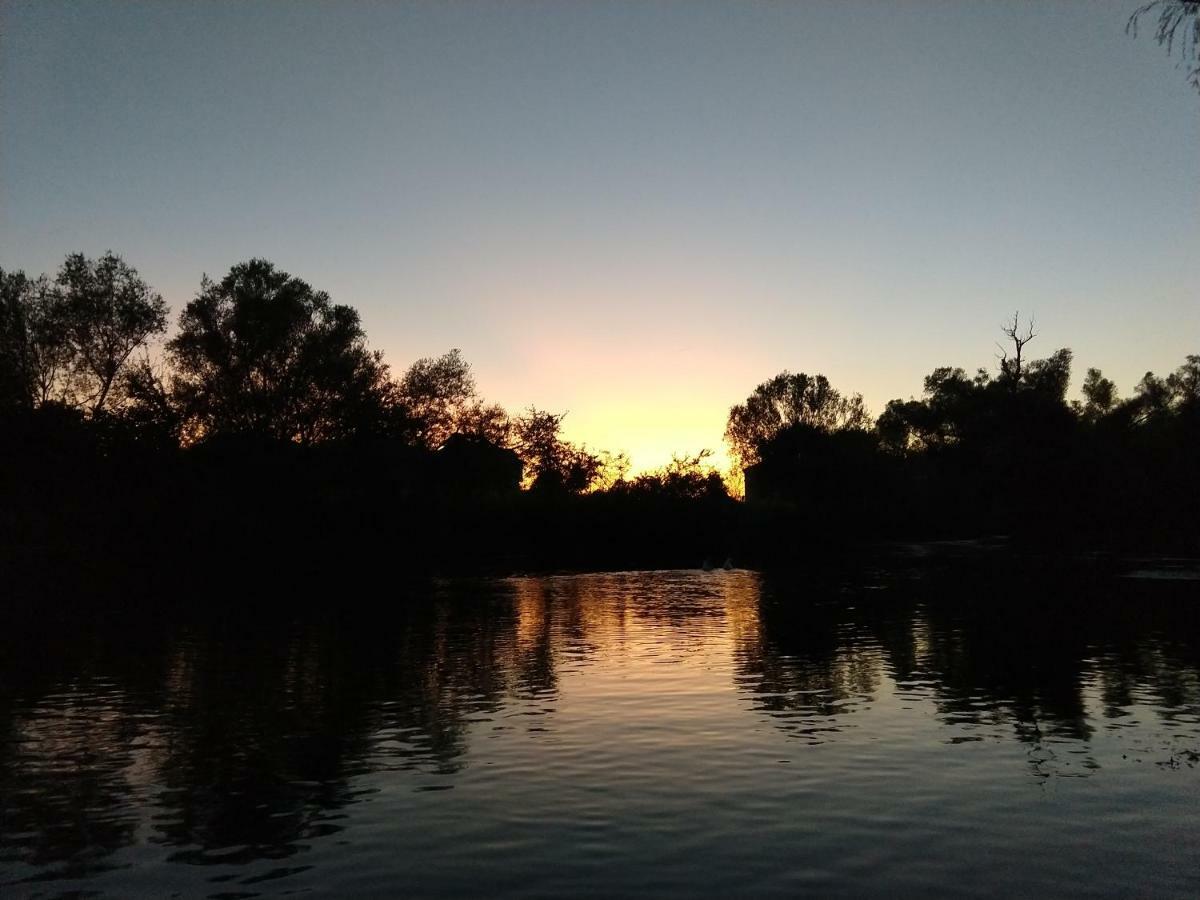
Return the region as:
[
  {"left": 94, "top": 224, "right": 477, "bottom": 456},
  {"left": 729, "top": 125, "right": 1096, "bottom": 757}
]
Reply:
[
  {"left": 913, "top": 575, "right": 1200, "bottom": 749},
  {"left": 2, "top": 573, "right": 760, "bottom": 880},
  {"left": 2, "top": 568, "right": 1198, "bottom": 882},
  {"left": 0, "top": 689, "right": 145, "bottom": 877},
  {"left": 736, "top": 567, "right": 1200, "bottom": 756},
  {"left": 731, "top": 575, "right": 892, "bottom": 742},
  {"left": 147, "top": 617, "right": 380, "bottom": 863},
  {"left": 0, "top": 619, "right": 175, "bottom": 881},
  {"left": 914, "top": 601, "right": 1093, "bottom": 742},
  {"left": 0, "top": 616, "right": 374, "bottom": 878},
  {"left": 0, "top": 585, "right": 562, "bottom": 879},
  {"left": 1092, "top": 639, "right": 1200, "bottom": 726},
  {"left": 0, "top": 572, "right": 765, "bottom": 881}
]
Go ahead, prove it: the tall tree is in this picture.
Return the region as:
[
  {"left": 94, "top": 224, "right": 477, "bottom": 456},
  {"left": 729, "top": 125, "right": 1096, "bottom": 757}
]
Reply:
[{"left": 166, "top": 259, "right": 388, "bottom": 444}]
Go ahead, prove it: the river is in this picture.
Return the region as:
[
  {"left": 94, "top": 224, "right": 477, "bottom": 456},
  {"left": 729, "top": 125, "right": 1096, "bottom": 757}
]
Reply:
[{"left": 1, "top": 563, "right": 1197, "bottom": 897}]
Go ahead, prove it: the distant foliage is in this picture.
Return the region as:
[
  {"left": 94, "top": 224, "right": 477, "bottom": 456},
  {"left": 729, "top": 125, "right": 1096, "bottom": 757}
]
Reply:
[
  {"left": 619, "top": 450, "right": 729, "bottom": 502},
  {"left": 511, "top": 407, "right": 605, "bottom": 494},
  {"left": 876, "top": 315, "right": 1074, "bottom": 453},
  {"left": 725, "top": 312, "right": 1197, "bottom": 550},
  {"left": 591, "top": 450, "right": 632, "bottom": 493},
  {"left": 1127, "top": 354, "right": 1200, "bottom": 422}
]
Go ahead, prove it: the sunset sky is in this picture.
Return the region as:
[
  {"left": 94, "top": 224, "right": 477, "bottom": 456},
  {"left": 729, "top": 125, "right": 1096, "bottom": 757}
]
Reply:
[{"left": 2, "top": 1, "right": 1197, "bottom": 472}]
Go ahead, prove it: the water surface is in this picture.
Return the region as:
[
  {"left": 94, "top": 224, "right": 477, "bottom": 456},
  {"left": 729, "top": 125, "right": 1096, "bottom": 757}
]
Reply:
[{"left": 2, "top": 565, "right": 1198, "bottom": 897}]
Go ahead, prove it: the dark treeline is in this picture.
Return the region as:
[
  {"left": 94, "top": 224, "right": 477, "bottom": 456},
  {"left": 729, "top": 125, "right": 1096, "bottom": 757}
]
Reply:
[
  {"left": 728, "top": 313, "right": 1198, "bottom": 555},
  {"left": 1, "top": 253, "right": 1196, "bottom": 596}
]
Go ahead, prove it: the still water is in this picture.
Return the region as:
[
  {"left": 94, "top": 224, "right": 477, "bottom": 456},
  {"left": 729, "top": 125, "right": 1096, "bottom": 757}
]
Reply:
[{"left": 1, "top": 564, "right": 1198, "bottom": 898}]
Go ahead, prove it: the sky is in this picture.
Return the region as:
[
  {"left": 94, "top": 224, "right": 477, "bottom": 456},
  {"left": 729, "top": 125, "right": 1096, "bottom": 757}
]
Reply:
[{"left": 2, "top": 0, "right": 1197, "bottom": 472}]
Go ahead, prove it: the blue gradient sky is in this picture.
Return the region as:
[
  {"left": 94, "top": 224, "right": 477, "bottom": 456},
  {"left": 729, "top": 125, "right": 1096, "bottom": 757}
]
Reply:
[{"left": 2, "top": 1, "right": 1197, "bottom": 470}]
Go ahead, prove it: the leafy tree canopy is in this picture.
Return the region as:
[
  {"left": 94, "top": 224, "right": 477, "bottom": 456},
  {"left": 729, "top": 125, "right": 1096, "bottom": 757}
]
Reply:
[
  {"left": 166, "top": 259, "right": 388, "bottom": 444},
  {"left": 396, "top": 349, "right": 481, "bottom": 448},
  {"left": 56, "top": 252, "right": 168, "bottom": 414},
  {"left": 1, "top": 254, "right": 166, "bottom": 414},
  {"left": 725, "top": 371, "right": 870, "bottom": 468}
]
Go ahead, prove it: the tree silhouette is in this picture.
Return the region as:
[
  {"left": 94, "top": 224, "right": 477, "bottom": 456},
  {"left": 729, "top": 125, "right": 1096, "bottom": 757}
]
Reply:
[
  {"left": 1129, "top": 370, "right": 1174, "bottom": 423},
  {"left": 396, "top": 349, "right": 479, "bottom": 448},
  {"left": 1076, "top": 367, "right": 1119, "bottom": 422},
  {"left": 0, "top": 269, "right": 26, "bottom": 408},
  {"left": 1166, "top": 354, "right": 1200, "bottom": 409},
  {"left": 455, "top": 399, "right": 513, "bottom": 446},
  {"left": 622, "top": 450, "right": 729, "bottom": 502},
  {"left": 512, "top": 407, "right": 603, "bottom": 493},
  {"left": 1124, "top": 355, "right": 1200, "bottom": 423},
  {"left": 996, "top": 312, "right": 1036, "bottom": 391},
  {"left": 725, "top": 371, "right": 870, "bottom": 468},
  {"left": 877, "top": 316, "right": 1076, "bottom": 455},
  {"left": 0, "top": 268, "right": 72, "bottom": 410},
  {"left": 1023, "top": 348, "right": 1073, "bottom": 402},
  {"left": 121, "top": 351, "right": 185, "bottom": 442},
  {"left": 165, "top": 259, "right": 389, "bottom": 444},
  {"left": 55, "top": 252, "right": 168, "bottom": 414},
  {"left": 877, "top": 366, "right": 991, "bottom": 452},
  {"left": 6, "top": 247, "right": 1200, "bottom": 572}
]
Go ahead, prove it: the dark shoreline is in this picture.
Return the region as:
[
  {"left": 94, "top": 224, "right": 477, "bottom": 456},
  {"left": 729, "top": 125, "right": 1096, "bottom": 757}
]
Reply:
[{"left": 5, "top": 511, "right": 1195, "bottom": 614}]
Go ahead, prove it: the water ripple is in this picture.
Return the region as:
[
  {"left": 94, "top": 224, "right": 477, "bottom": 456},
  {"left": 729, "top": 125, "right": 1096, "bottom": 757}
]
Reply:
[{"left": 1, "top": 568, "right": 1197, "bottom": 897}]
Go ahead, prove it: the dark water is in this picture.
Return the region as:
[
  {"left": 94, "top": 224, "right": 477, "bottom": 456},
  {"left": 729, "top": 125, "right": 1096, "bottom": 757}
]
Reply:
[{"left": 2, "top": 564, "right": 1198, "bottom": 898}]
